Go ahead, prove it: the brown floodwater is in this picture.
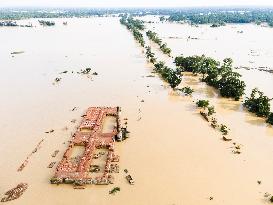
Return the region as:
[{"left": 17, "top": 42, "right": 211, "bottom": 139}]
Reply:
[{"left": 0, "top": 17, "right": 273, "bottom": 205}]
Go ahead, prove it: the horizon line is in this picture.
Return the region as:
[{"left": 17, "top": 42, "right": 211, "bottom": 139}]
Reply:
[{"left": 1, "top": 5, "right": 273, "bottom": 9}]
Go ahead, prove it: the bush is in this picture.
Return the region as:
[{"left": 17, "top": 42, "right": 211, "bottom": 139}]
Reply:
[
  {"left": 211, "top": 117, "right": 218, "bottom": 128},
  {"left": 160, "top": 43, "right": 171, "bottom": 56},
  {"left": 154, "top": 61, "right": 165, "bottom": 72},
  {"left": 244, "top": 88, "right": 272, "bottom": 117},
  {"left": 207, "top": 106, "right": 215, "bottom": 116},
  {"left": 220, "top": 124, "right": 229, "bottom": 135},
  {"left": 196, "top": 100, "right": 209, "bottom": 108},
  {"left": 167, "top": 70, "right": 182, "bottom": 88},
  {"left": 145, "top": 46, "right": 157, "bottom": 63},
  {"left": 179, "top": 86, "right": 194, "bottom": 96}
]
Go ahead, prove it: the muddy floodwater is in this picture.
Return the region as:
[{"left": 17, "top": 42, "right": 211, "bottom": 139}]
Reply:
[{"left": 1, "top": 17, "right": 273, "bottom": 205}]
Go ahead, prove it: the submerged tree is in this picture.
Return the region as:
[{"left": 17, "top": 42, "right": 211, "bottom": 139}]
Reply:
[
  {"left": 179, "top": 86, "right": 194, "bottom": 96},
  {"left": 166, "top": 69, "right": 182, "bottom": 89},
  {"left": 220, "top": 124, "right": 229, "bottom": 135},
  {"left": 160, "top": 43, "right": 172, "bottom": 56},
  {"left": 196, "top": 100, "right": 210, "bottom": 108},
  {"left": 207, "top": 106, "right": 215, "bottom": 116},
  {"left": 174, "top": 55, "right": 245, "bottom": 100},
  {"left": 146, "top": 30, "right": 162, "bottom": 45},
  {"left": 120, "top": 16, "right": 145, "bottom": 47},
  {"left": 153, "top": 61, "right": 181, "bottom": 89},
  {"left": 146, "top": 30, "right": 171, "bottom": 56},
  {"left": 244, "top": 88, "right": 272, "bottom": 117},
  {"left": 145, "top": 46, "right": 157, "bottom": 64}
]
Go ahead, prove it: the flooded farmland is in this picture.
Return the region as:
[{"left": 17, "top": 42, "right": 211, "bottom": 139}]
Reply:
[{"left": 1, "top": 16, "right": 273, "bottom": 205}]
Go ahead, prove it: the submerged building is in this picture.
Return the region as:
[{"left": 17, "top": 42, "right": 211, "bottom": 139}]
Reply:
[{"left": 51, "top": 107, "right": 123, "bottom": 188}]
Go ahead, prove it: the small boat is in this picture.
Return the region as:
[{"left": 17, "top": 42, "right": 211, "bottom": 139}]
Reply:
[{"left": 126, "top": 175, "right": 134, "bottom": 185}]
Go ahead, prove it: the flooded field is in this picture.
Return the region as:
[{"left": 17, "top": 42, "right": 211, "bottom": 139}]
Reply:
[
  {"left": 143, "top": 17, "right": 273, "bottom": 98},
  {"left": 1, "top": 16, "right": 273, "bottom": 205}
]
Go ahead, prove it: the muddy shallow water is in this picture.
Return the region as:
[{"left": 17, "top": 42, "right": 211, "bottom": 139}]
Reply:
[
  {"left": 1, "top": 17, "right": 273, "bottom": 205},
  {"left": 144, "top": 17, "right": 273, "bottom": 98}
]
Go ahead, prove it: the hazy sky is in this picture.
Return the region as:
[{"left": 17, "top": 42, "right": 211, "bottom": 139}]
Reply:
[{"left": 1, "top": 0, "right": 273, "bottom": 8}]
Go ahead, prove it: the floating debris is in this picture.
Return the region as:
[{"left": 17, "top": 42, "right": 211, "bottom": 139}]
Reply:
[
  {"left": 71, "top": 107, "right": 77, "bottom": 111},
  {"left": 51, "top": 150, "right": 59, "bottom": 157},
  {"left": 200, "top": 111, "right": 209, "bottom": 122},
  {"left": 232, "top": 150, "right": 241, "bottom": 154},
  {"left": 59, "top": 70, "right": 68, "bottom": 74},
  {"left": 54, "top": 78, "right": 61, "bottom": 83},
  {"left": 211, "top": 117, "right": 218, "bottom": 128},
  {"left": 222, "top": 136, "right": 232, "bottom": 141},
  {"left": 231, "top": 143, "right": 242, "bottom": 154},
  {"left": 115, "top": 127, "right": 129, "bottom": 141},
  {"left": 1, "top": 183, "right": 28, "bottom": 202},
  {"left": 235, "top": 65, "right": 273, "bottom": 74},
  {"left": 18, "top": 139, "right": 44, "bottom": 172},
  {"left": 125, "top": 174, "right": 135, "bottom": 185},
  {"left": 109, "top": 187, "right": 120, "bottom": 195},
  {"left": 80, "top": 68, "right": 91, "bottom": 74},
  {"left": 70, "top": 119, "right": 77, "bottom": 123},
  {"left": 11, "top": 51, "right": 24, "bottom": 55},
  {"left": 48, "top": 162, "right": 56, "bottom": 168},
  {"left": 39, "top": 20, "right": 55, "bottom": 26},
  {"left": 93, "top": 154, "right": 100, "bottom": 159},
  {"left": 90, "top": 165, "right": 100, "bottom": 173},
  {"left": 45, "top": 129, "right": 54, "bottom": 134},
  {"left": 110, "top": 164, "right": 119, "bottom": 173},
  {"left": 73, "top": 184, "right": 86, "bottom": 190}
]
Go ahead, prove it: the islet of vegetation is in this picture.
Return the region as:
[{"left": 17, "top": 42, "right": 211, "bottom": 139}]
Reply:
[
  {"left": 174, "top": 55, "right": 246, "bottom": 101},
  {"left": 244, "top": 88, "right": 273, "bottom": 125}
]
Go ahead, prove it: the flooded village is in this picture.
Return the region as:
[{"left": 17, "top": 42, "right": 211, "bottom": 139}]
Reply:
[{"left": 1, "top": 6, "right": 273, "bottom": 205}]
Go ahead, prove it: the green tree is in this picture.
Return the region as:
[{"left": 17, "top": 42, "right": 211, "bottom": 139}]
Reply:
[
  {"left": 196, "top": 100, "right": 210, "bottom": 108},
  {"left": 244, "top": 88, "right": 272, "bottom": 117},
  {"left": 166, "top": 70, "right": 182, "bottom": 89},
  {"left": 207, "top": 106, "right": 215, "bottom": 116}
]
